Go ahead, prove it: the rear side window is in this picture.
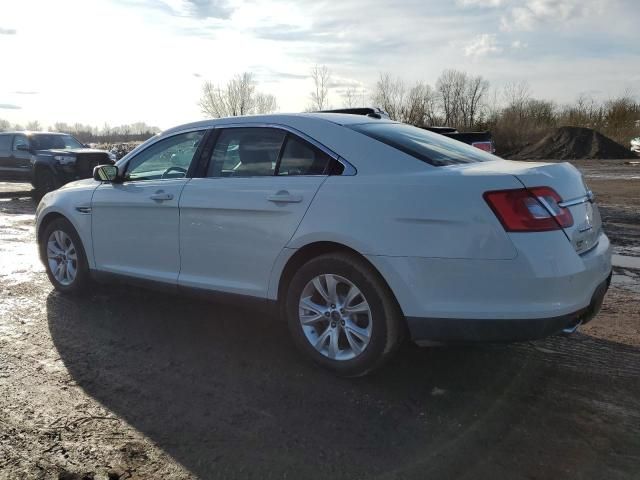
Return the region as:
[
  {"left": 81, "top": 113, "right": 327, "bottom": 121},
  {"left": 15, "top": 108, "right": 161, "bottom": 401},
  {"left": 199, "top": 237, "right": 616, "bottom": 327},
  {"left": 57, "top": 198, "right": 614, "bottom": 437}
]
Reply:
[
  {"left": 277, "top": 135, "right": 331, "bottom": 176},
  {"left": 348, "top": 122, "right": 498, "bottom": 166},
  {"left": 0, "top": 135, "right": 11, "bottom": 150},
  {"left": 207, "top": 128, "right": 286, "bottom": 178}
]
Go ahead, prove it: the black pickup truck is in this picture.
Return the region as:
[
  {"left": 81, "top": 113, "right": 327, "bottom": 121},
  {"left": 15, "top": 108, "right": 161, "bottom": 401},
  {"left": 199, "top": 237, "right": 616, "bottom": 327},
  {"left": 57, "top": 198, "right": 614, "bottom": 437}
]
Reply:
[
  {"left": 319, "top": 108, "right": 496, "bottom": 153},
  {"left": 0, "top": 131, "right": 114, "bottom": 198}
]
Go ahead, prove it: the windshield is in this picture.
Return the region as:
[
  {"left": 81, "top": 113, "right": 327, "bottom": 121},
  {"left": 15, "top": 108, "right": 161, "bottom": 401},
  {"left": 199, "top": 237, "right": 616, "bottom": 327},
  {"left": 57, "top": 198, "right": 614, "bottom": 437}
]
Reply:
[
  {"left": 348, "top": 122, "right": 499, "bottom": 166},
  {"left": 30, "top": 134, "right": 84, "bottom": 150}
]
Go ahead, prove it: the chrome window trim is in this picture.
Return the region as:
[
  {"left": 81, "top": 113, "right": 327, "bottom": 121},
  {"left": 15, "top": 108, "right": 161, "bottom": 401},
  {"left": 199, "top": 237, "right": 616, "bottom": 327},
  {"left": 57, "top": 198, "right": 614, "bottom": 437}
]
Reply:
[{"left": 211, "top": 122, "right": 357, "bottom": 176}]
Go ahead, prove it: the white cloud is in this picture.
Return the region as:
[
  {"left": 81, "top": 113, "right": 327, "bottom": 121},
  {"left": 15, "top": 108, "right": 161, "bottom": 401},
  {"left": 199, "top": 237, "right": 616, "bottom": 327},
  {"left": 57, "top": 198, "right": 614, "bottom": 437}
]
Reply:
[
  {"left": 511, "top": 39, "right": 528, "bottom": 49},
  {"left": 464, "top": 34, "right": 502, "bottom": 57},
  {"left": 456, "top": 0, "right": 503, "bottom": 6},
  {"left": 501, "top": 0, "right": 601, "bottom": 31}
]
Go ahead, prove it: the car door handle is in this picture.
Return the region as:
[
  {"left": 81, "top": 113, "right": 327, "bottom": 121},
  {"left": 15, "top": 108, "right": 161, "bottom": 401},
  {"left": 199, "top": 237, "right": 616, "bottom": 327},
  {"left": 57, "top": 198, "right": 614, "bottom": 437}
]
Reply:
[
  {"left": 267, "top": 191, "right": 302, "bottom": 203},
  {"left": 150, "top": 192, "right": 174, "bottom": 201}
]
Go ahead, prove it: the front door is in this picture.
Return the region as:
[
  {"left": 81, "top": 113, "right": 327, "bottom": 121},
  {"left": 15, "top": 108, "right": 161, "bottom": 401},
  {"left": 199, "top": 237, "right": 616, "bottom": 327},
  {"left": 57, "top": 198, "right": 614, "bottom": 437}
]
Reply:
[
  {"left": 179, "top": 127, "right": 333, "bottom": 298},
  {"left": 10, "top": 134, "right": 33, "bottom": 181},
  {"left": 91, "top": 130, "right": 206, "bottom": 284}
]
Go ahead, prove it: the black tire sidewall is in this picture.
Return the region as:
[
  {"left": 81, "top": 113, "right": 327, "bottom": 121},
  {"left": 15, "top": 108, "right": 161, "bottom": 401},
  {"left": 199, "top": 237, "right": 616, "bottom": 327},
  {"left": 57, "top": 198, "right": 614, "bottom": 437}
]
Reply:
[
  {"left": 35, "top": 170, "right": 57, "bottom": 199},
  {"left": 40, "top": 218, "right": 90, "bottom": 294},
  {"left": 285, "top": 254, "right": 393, "bottom": 377}
]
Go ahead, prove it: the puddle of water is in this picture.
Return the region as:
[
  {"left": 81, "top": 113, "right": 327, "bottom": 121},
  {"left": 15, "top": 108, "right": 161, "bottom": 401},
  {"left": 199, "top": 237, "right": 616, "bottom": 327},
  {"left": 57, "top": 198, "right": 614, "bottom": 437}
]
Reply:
[
  {"left": 612, "top": 273, "right": 640, "bottom": 295},
  {"left": 583, "top": 174, "right": 640, "bottom": 180},
  {"left": 612, "top": 254, "right": 640, "bottom": 269},
  {"left": 0, "top": 213, "right": 44, "bottom": 283}
]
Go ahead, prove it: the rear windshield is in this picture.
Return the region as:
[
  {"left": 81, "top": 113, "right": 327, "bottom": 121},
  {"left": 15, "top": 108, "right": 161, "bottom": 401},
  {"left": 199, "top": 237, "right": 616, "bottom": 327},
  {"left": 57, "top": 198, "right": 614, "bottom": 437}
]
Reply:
[{"left": 347, "top": 122, "right": 498, "bottom": 166}]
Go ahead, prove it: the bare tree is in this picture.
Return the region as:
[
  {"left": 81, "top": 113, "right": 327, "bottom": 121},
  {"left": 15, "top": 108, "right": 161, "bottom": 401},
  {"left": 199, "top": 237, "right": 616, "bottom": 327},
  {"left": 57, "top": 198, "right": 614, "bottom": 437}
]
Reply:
[
  {"left": 460, "top": 75, "right": 489, "bottom": 129},
  {"left": 309, "top": 65, "right": 331, "bottom": 111},
  {"left": 404, "top": 82, "right": 440, "bottom": 126},
  {"left": 254, "top": 92, "right": 278, "bottom": 114},
  {"left": 0, "top": 119, "right": 10, "bottom": 131},
  {"left": 199, "top": 72, "right": 278, "bottom": 118},
  {"left": 26, "top": 120, "right": 41, "bottom": 131},
  {"left": 342, "top": 87, "right": 367, "bottom": 108},
  {"left": 436, "top": 69, "right": 468, "bottom": 128},
  {"left": 372, "top": 74, "right": 406, "bottom": 121},
  {"left": 503, "top": 80, "right": 531, "bottom": 119}
]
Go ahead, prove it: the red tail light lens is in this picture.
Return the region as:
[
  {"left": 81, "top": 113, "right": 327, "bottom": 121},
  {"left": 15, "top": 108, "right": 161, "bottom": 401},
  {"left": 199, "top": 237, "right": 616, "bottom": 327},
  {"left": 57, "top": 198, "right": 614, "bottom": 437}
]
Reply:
[{"left": 484, "top": 187, "right": 574, "bottom": 232}]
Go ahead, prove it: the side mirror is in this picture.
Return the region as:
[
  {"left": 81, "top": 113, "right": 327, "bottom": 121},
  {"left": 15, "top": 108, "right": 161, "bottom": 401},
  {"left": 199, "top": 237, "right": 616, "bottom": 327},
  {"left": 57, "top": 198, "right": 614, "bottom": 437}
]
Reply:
[
  {"left": 93, "top": 164, "right": 119, "bottom": 182},
  {"left": 15, "top": 144, "right": 30, "bottom": 152}
]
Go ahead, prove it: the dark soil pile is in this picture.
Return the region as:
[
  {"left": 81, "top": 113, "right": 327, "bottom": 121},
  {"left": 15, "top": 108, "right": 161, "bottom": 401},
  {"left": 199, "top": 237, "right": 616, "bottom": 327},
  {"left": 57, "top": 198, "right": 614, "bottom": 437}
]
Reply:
[{"left": 510, "top": 126, "right": 637, "bottom": 160}]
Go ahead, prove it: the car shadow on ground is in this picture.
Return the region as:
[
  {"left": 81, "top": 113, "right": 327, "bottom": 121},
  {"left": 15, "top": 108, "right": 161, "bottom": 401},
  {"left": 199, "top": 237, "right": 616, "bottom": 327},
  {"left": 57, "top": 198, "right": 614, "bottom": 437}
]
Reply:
[{"left": 46, "top": 287, "right": 640, "bottom": 479}]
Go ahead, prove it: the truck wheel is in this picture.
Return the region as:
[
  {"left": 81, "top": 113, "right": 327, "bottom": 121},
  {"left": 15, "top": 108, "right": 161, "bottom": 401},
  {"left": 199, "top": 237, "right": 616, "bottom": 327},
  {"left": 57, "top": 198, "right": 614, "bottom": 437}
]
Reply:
[{"left": 34, "top": 170, "right": 59, "bottom": 200}]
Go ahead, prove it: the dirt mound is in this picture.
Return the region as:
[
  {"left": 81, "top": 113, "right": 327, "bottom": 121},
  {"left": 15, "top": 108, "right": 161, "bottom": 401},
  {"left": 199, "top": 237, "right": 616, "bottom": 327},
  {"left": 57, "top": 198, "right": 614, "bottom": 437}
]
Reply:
[{"left": 511, "top": 126, "right": 637, "bottom": 160}]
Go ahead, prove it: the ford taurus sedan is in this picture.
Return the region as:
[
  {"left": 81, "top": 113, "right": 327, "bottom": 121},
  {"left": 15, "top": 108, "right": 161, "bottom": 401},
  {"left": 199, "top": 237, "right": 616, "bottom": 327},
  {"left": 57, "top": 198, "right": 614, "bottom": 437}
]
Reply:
[{"left": 35, "top": 113, "right": 612, "bottom": 376}]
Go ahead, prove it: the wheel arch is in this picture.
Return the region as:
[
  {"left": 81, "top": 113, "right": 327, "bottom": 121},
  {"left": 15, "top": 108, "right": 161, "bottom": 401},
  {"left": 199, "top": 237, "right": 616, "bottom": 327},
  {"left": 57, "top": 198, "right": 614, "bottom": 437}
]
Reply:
[
  {"left": 37, "top": 212, "right": 69, "bottom": 263},
  {"left": 37, "top": 210, "right": 92, "bottom": 270},
  {"left": 33, "top": 160, "right": 56, "bottom": 177},
  {"left": 275, "top": 241, "right": 405, "bottom": 317}
]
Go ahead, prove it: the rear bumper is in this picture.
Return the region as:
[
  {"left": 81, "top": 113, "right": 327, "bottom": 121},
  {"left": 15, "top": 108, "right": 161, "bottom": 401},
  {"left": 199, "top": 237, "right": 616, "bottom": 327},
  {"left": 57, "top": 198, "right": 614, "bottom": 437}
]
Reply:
[
  {"left": 366, "top": 230, "right": 612, "bottom": 342},
  {"left": 406, "top": 272, "right": 611, "bottom": 342}
]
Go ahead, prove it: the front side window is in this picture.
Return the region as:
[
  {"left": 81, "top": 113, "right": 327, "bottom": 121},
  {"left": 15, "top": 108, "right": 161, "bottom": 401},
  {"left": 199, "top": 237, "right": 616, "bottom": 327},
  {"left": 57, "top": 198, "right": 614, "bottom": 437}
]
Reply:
[
  {"left": 207, "top": 128, "right": 285, "bottom": 178},
  {"left": 348, "top": 122, "right": 498, "bottom": 166},
  {"left": 125, "top": 130, "right": 205, "bottom": 181},
  {"left": 12, "top": 135, "right": 30, "bottom": 151},
  {"left": 277, "top": 136, "right": 331, "bottom": 176}
]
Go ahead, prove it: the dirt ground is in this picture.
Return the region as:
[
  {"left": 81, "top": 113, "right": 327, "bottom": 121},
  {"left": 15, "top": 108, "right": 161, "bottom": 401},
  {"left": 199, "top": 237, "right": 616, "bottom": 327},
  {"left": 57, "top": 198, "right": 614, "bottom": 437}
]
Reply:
[{"left": 1, "top": 160, "right": 639, "bottom": 480}]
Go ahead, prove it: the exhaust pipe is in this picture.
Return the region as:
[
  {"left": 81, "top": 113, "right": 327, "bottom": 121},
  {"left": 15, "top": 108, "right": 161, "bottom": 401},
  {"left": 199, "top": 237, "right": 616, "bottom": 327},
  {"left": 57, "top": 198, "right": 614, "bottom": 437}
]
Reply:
[{"left": 561, "top": 321, "right": 582, "bottom": 336}]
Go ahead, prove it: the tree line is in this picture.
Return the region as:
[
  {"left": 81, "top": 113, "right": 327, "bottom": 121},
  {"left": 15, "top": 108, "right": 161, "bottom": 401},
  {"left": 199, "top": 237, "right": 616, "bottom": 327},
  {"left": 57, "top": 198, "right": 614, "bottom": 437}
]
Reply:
[
  {"left": 0, "top": 119, "right": 160, "bottom": 144},
  {"left": 3, "top": 66, "right": 637, "bottom": 153},
  {"left": 199, "top": 65, "right": 640, "bottom": 153}
]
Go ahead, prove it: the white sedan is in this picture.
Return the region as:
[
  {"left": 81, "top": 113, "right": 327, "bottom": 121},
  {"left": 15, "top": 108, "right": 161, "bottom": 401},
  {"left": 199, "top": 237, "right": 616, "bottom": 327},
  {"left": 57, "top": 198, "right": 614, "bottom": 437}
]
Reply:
[{"left": 36, "top": 113, "right": 612, "bottom": 376}]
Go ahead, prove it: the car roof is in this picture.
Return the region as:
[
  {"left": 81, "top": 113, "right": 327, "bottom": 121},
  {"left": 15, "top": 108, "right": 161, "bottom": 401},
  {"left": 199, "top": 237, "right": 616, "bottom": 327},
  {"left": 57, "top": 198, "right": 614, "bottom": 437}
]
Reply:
[{"left": 162, "top": 113, "right": 394, "bottom": 136}]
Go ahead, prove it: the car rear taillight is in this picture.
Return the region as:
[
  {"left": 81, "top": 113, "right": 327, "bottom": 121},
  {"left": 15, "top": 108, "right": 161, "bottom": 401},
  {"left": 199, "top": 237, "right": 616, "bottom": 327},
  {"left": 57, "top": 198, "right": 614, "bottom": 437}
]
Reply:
[
  {"left": 484, "top": 187, "right": 574, "bottom": 232},
  {"left": 472, "top": 141, "right": 494, "bottom": 153}
]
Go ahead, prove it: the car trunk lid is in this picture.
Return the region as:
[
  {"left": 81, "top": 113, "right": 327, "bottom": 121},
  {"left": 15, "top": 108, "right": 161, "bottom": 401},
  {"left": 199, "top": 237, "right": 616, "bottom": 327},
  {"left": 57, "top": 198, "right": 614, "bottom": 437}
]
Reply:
[{"left": 511, "top": 162, "right": 602, "bottom": 254}]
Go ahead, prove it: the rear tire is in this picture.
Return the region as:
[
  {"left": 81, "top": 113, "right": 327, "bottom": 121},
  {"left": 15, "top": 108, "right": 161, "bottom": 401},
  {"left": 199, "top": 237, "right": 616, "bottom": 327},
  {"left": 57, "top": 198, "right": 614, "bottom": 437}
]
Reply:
[
  {"left": 284, "top": 252, "right": 403, "bottom": 377},
  {"left": 34, "top": 169, "right": 59, "bottom": 200},
  {"left": 40, "top": 218, "right": 90, "bottom": 295}
]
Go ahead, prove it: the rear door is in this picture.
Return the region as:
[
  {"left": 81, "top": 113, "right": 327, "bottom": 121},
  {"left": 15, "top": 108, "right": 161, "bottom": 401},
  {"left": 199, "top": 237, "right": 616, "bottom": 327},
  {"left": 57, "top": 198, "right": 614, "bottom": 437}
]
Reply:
[
  {"left": 0, "top": 135, "right": 13, "bottom": 180},
  {"left": 513, "top": 162, "right": 602, "bottom": 253},
  {"left": 92, "top": 129, "right": 206, "bottom": 283},
  {"left": 178, "top": 127, "right": 333, "bottom": 298}
]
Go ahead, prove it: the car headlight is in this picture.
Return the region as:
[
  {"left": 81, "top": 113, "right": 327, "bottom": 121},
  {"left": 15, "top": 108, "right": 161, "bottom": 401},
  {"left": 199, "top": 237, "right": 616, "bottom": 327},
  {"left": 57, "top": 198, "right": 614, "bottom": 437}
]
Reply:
[{"left": 54, "top": 155, "right": 76, "bottom": 165}]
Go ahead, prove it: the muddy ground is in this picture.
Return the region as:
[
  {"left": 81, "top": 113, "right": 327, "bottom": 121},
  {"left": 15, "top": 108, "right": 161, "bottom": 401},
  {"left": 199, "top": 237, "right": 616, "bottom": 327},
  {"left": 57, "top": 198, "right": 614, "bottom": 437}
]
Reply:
[{"left": 0, "top": 160, "right": 639, "bottom": 479}]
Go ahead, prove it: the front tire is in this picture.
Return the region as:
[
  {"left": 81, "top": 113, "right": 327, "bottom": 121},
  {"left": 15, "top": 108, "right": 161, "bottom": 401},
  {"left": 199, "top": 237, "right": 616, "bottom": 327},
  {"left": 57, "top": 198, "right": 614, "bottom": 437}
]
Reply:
[
  {"left": 40, "top": 218, "right": 90, "bottom": 295},
  {"left": 34, "top": 169, "right": 59, "bottom": 200},
  {"left": 285, "top": 252, "right": 403, "bottom": 377}
]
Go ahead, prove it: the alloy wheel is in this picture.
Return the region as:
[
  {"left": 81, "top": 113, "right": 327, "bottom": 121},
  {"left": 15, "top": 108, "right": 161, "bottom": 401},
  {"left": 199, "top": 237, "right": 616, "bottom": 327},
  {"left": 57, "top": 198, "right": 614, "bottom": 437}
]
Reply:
[
  {"left": 298, "top": 274, "right": 373, "bottom": 361},
  {"left": 47, "top": 230, "right": 78, "bottom": 286}
]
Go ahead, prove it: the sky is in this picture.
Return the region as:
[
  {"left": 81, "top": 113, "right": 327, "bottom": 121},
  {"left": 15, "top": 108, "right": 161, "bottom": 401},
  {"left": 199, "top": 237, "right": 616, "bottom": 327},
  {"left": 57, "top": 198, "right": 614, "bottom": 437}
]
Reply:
[{"left": 0, "top": 0, "right": 638, "bottom": 130}]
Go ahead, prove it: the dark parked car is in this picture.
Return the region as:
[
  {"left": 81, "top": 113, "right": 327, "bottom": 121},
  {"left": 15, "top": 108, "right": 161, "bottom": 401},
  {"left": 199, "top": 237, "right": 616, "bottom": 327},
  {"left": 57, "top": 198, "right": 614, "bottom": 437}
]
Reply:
[{"left": 0, "top": 131, "right": 115, "bottom": 198}]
